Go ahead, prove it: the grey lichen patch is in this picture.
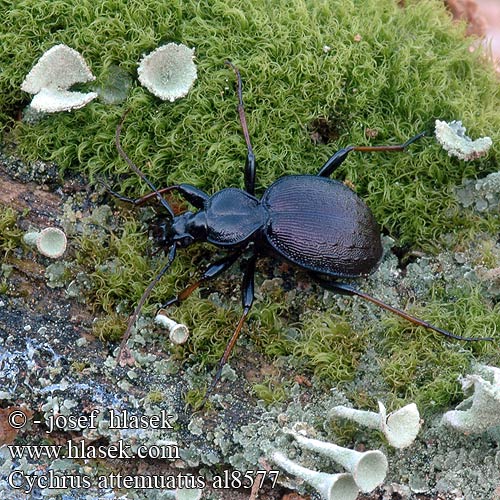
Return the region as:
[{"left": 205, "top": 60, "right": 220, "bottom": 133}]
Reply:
[
  {"left": 442, "top": 364, "right": 500, "bottom": 435},
  {"left": 384, "top": 415, "right": 500, "bottom": 499},
  {"left": 21, "top": 45, "right": 95, "bottom": 95},
  {"left": 456, "top": 171, "right": 500, "bottom": 212},
  {"left": 229, "top": 387, "right": 351, "bottom": 472},
  {"left": 45, "top": 261, "right": 72, "bottom": 288},
  {"left": 0, "top": 149, "right": 59, "bottom": 186}
]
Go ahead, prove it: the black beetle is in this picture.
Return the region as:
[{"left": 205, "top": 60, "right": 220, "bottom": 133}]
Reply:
[{"left": 114, "top": 61, "right": 491, "bottom": 393}]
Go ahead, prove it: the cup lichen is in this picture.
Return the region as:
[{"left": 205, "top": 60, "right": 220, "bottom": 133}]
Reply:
[
  {"left": 329, "top": 401, "right": 421, "bottom": 449},
  {"left": 155, "top": 312, "right": 190, "bottom": 345},
  {"left": 270, "top": 450, "right": 359, "bottom": 500},
  {"left": 442, "top": 365, "right": 500, "bottom": 434},
  {"left": 284, "top": 427, "right": 388, "bottom": 493},
  {"left": 435, "top": 119, "right": 492, "bottom": 161},
  {"left": 23, "top": 227, "right": 67, "bottom": 259},
  {"left": 137, "top": 43, "right": 197, "bottom": 102},
  {"left": 21, "top": 44, "right": 97, "bottom": 112}
]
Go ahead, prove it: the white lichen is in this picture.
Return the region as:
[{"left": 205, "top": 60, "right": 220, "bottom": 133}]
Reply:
[
  {"left": 137, "top": 43, "right": 197, "bottom": 102},
  {"left": 329, "top": 402, "right": 421, "bottom": 449},
  {"left": 155, "top": 313, "right": 189, "bottom": 344},
  {"left": 21, "top": 44, "right": 97, "bottom": 112},
  {"left": 30, "top": 88, "right": 97, "bottom": 113},
  {"left": 162, "top": 488, "right": 203, "bottom": 500},
  {"left": 435, "top": 119, "right": 492, "bottom": 161},
  {"left": 270, "top": 451, "right": 359, "bottom": 500},
  {"left": 442, "top": 365, "right": 500, "bottom": 433},
  {"left": 23, "top": 227, "right": 67, "bottom": 259},
  {"left": 283, "top": 427, "right": 387, "bottom": 493}
]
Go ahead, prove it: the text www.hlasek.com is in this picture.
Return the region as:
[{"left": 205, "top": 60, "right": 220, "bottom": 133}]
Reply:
[{"left": 8, "top": 439, "right": 178, "bottom": 461}]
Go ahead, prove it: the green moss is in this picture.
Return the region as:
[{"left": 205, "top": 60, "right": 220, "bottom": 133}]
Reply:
[
  {"left": 252, "top": 378, "right": 287, "bottom": 405},
  {"left": 0, "top": 205, "right": 23, "bottom": 258},
  {"left": 184, "top": 387, "right": 209, "bottom": 411},
  {"left": 243, "top": 293, "right": 365, "bottom": 384},
  {"left": 174, "top": 298, "right": 241, "bottom": 368},
  {"left": 477, "top": 239, "right": 500, "bottom": 269},
  {"left": 91, "top": 312, "right": 127, "bottom": 342},
  {"left": 248, "top": 295, "right": 293, "bottom": 357},
  {"left": 327, "top": 419, "right": 364, "bottom": 447},
  {"left": 71, "top": 361, "right": 88, "bottom": 372},
  {"left": 146, "top": 390, "right": 165, "bottom": 404},
  {"left": 292, "top": 312, "right": 367, "bottom": 384},
  {"left": 3, "top": 0, "right": 500, "bottom": 415},
  {"left": 378, "top": 286, "right": 500, "bottom": 411},
  {"left": 2, "top": 0, "right": 499, "bottom": 247},
  {"left": 75, "top": 211, "right": 192, "bottom": 316}
]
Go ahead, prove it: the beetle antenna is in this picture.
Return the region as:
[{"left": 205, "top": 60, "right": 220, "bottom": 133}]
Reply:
[
  {"left": 117, "top": 244, "right": 177, "bottom": 365},
  {"left": 224, "top": 60, "right": 255, "bottom": 160},
  {"left": 116, "top": 110, "right": 175, "bottom": 219}
]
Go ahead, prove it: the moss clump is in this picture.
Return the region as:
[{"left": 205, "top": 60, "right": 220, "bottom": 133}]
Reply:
[
  {"left": 173, "top": 298, "right": 241, "bottom": 368},
  {"left": 292, "top": 312, "right": 367, "bottom": 384},
  {"left": 75, "top": 212, "right": 194, "bottom": 318},
  {"left": 0, "top": 205, "right": 23, "bottom": 258},
  {"left": 146, "top": 390, "right": 165, "bottom": 404},
  {"left": 252, "top": 378, "right": 287, "bottom": 405},
  {"left": 1, "top": 0, "right": 499, "bottom": 247},
  {"left": 91, "top": 313, "right": 127, "bottom": 342},
  {"left": 71, "top": 361, "right": 88, "bottom": 372},
  {"left": 379, "top": 286, "right": 500, "bottom": 411},
  {"left": 184, "top": 387, "right": 208, "bottom": 411},
  {"left": 77, "top": 218, "right": 154, "bottom": 314},
  {"left": 249, "top": 298, "right": 367, "bottom": 385}
]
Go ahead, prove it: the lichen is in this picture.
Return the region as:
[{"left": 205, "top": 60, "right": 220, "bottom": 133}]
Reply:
[
  {"left": 137, "top": 43, "right": 197, "bottom": 102},
  {"left": 442, "top": 364, "right": 500, "bottom": 434},
  {"left": 0, "top": 205, "right": 23, "bottom": 258},
  {"left": 21, "top": 44, "right": 98, "bottom": 112},
  {"left": 456, "top": 171, "right": 500, "bottom": 212},
  {"left": 435, "top": 119, "right": 492, "bottom": 161}
]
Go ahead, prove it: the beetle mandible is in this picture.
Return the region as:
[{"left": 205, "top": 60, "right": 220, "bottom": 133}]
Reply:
[{"left": 114, "top": 61, "right": 491, "bottom": 394}]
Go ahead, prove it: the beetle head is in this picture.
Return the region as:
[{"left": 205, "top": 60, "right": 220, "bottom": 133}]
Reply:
[{"left": 158, "top": 211, "right": 207, "bottom": 249}]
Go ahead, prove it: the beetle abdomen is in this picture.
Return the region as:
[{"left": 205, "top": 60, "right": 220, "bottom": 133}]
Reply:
[{"left": 262, "top": 175, "right": 382, "bottom": 277}]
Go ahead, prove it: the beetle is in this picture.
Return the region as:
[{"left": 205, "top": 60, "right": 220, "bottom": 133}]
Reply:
[{"left": 113, "top": 61, "right": 491, "bottom": 394}]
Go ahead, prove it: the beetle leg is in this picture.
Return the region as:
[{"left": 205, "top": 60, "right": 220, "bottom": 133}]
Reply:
[
  {"left": 225, "top": 60, "right": 257, "bottom": 196},
  {"left": 317, "top": 131, "right": 427, "bottom": 178},
  {"left": 319, "top": 280, "right": 493, "bottom": 342},
  {"left": 118, "top": 244, "right": 177, "bottom": 365},
  {"left": 204, "top": 253, "right": 257, "bottom": 400},
  {"left": 104, "top": 184, "right": 208, "bottom": 210},
  {"left": 244, "top": 151, "right": 257, "bottom": 196},
  {"left": 136, "top": 184, "right": 208, "bottom": 209},
  {"left": 317, "top": 146, "right": 355, "bottom": 177},
  {"left": 159, "top": 251, "right": 243, "bottom": 310}
]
